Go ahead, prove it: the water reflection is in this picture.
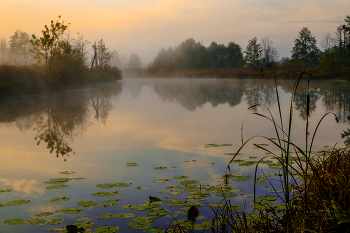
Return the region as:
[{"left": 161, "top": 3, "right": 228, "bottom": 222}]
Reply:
[{"left": 0, "top": 82, "right": 122, "bottom": 159}]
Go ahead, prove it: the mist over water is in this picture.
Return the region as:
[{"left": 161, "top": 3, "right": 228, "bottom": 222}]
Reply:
[{"left": 0, "top": 77, "right": 349, "bottom": 232}]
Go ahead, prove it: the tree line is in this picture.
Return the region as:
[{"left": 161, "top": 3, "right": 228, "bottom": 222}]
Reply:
[{"left": 148, "top": 15, "right": 350, "bottom": 76}]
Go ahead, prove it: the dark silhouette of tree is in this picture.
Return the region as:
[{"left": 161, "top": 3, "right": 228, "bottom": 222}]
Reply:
[
  {"left": 226, "top": 42, "right": 244, "bottom": 69},
  {"left": 260, "top": 37, "right": 279, "bottom": 70},
  {"left": 244, "top": 37, "right": 262, "bottom": 70},
  {"left": 291, "top": 27, "right": 320, "bottom": 66}
]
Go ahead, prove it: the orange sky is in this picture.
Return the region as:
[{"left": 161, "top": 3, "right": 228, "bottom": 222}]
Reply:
[{"left": 0, "top": 0, "right": 348, "bottom": 64}]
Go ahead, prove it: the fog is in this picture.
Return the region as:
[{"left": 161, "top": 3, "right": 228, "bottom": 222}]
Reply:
[{"left": 0, "top": 0, "right": 348, "bottom": 66}]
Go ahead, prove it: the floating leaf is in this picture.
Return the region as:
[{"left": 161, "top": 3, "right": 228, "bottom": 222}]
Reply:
[
  {"left": 173, "top": 176, "right": 189, "bottom": 179},
  {"left": 251, "top": 177, "right": 268, "bottom": 184},
  {"left": 259, "top": 195, "right": 277, "bottom": 201},
  {"left": 46, "top": 184, "right": 69, "bottom": 190},
  {"left": 72, "top": 177, "right": 85, "bottom": 180},
  {"left": 125, "top": 162, "right": 139, "bottom": 167},
  {"left": 49, "top": 197, "right": 70, "bottom": 202},
  {"left": 216, "top": 193, "right": 237, "bottom": 198},
  {"left": 77, "top": 200, "right": 100, "bottom": 208},
  {"left": 264, "top": 173, "right": 282, "bottom": 177},
  {"left": 72, "top": 221, "right": 96, "bottom": 228},
  {"left": 128, "top": 221, "right": 151, "bottom": 230},
  {"left": 0, "top": 204, "right": 5, "bottom": 208},
  {"left": 91, "top": 191, "right": 121, "bottom": 197},
  {"left": 4, "top": 218, "right": 24, "bottom": 225},
  {"left": 75, "top": 217, "right": 91, "bottom": 221},
  {"left": 131, "top": 217, "right": 156, "bottom": 222},
  {"left": 154, "top": 167, "right": 167, "bottom": 170},
  {"left": 134, "top": 186, "right": 148, "bottom": 190},
  {"left": 114, "top": 183, "right": 131, "bottom": 187},
  {"left": 43, "top": 178, "right": 71, "bottom": 184},
  {"left": 239, "top": 161, "right": 257, "bottom": 166},
  {"left": 153, "top": 179, "right": 172, "bottom": 183},
  {"left": 113, "top": 213, "right": 136, "bottom": 218},
  {"left": 169, "top": 166, "right": 178, "bottom": 169},
  {"left": 57, "top": 208, "right": 84, "bottom": 214},
  {"left": 207, "top": 163, "right": 215, "bottom": 165},
  {"left": 169, "top": 191, "right": 182, "bottom": 195},
  {"left": 101, "top": 203, "right": 118, "bottom": 207},
  {"left": 104, "top": 198, "right": 122, "bottom": 203},
  {"left": 180, "top": 180, "right": 197, "bottom": 185},
  {"left": 6, "top": 199, "right": 30, "bottom": 206},
  {"left": 0, "top": 189, "right": 13, "bottom": 193},
  {"left": 48, "top": 218, "right": 64, "bottom": 225},
  {"left": 248, "top": 156, "right": 257, "bottom": 159},
  {"left": 25, "top": 218, "right": 47, "bottom": 225},
  {"left": 35, "top": 212, "right": 54, "bottom": 217},
  {"left": 96, "top": 183, "right": 115, "bottom": 189},
  {"left": 272, "top": 203, "right": 287, "bottom": 210},
  {"left": 231, "top": 159, "right": 245, "bottom": 163},
  {"left": 205, "top": 144, "right": 232, "bottom": 147},
  {"left": 97, "top": 214, "right": 113, "bottom": 219},
  {"left": 59, "top": 171, "right": 76, "bottom": 174},
  {"left": 48, "top": 227, "right": 66, "bottom": 232},
  {"left": 257, "top": 144, "right": 269, "bottom": 146},
  {"left": 95, "top": 225, "right": 120, "bottom": 233}
]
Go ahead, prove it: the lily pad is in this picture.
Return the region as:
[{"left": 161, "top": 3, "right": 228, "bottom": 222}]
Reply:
[
  {"left": 205, "top": 144, "right": 232, "bottom": 147},
  {"left": 128, "top": 221, "right": 151, "bottom": 230},
  {"left": 0, "top": 189, "right": 13, "bottom": 193},
  {"left": 49, "top": 197, "right": 70, "bottom": 202},
  {"left": 6, "top": 199, "right": 31, "bottom": 206},
  {"left": 126, "top": 162, "right": 139, "bottom": 167},
  {"left": 72, "top": 221, "right": 96, "bottom": 228},
  {"left": 57, "top": 208, "right": 85, "bottom": 214},
  {"left": 75, "top": 217, "right": 91, "bottom": 221},
  {"left": 169, "top": 166, "right": 178, "bottom": 169},
  {"left": 25, "top": 218, "right": 47, "bottom": 225},
  {"left": 48, "top": 218, "right": 64, "bottom": 225},
  {"left": 77, "top": 200, "right": 100, "bottom": 208},
  {"left": 259, "top": 195, "right": 277, "bottom": 201},
  {"left": 46, "top": 184, "right": 69, "bottom": 190},
  {"left": 114, "top": 182, "right": 131, "bottom": 187},
  {"left": 35, "top": 212, "right": 54, "bottom": 217},
  {"left": 207, "top": 163, "right": 215, "bottom": 165},
  {"left": 95, "top": 225, "right": 120, "bottom": 233},
  {"left": 98, "top": 214, "right": 113, "bottom": 219},
  {"left": 101, "top": 203, "right": 118, "bottom": 207},
  {"left": 113, "top": 213, "right": 136, "bottom": 218},
  {"left": 239, "top": 161, "right": 257, "bottom": 166},
  {"left": 180, "top": 180, "right": 197, "bottom": 185},
  {"left": 169, "top": 191, "right": 182, "bottom": 195},
  {"left": 132, "top": 217, "right": 156, "bottom": 222},
  {"left": 104, "top": 198, "right": 122, "bottom": 203},
  {"left": 249, "top": 156, "right": 258, "bottom": 159},
  {"left": 92, "top": 191, "right": 121, "bottom": 197},
  {"left": 251, "top": 177, "right": 268, "bottom": 184},
  {"left": 264, "top": 173, "right": 282, "bottom": 177},
  {"left": 72, "top": 177, "right": 85, "bottom": 180},
  {"left": 173, "top": 176, "right": 189, "bottom": 179},
  {"left": 96, "top": 183, "right": 115, "bottom": 189},
  {"left": 153, "top": 179, "right": 172, "bottom": 183},
  {"left": 0, "top": 204, "right": 6, "bottom": 208},
  {"left": 154, "top": 167, "right": 167, "bottom": 170},
  {"left": 216, "top": 193, "right": 237, "bottom": 197},
  {"left": 4, "top": 218, "right": 25, "bottom": 225},
  {"left": 134, "top": 186, "right": 148, "bottom": 190},
  {"left": 257, "top": 144, "right": 269, "bottom": 146},
  {"left": 43, "top": 178, "right": 71, "bottom": 184},
  {"left": 59, "top": 171, "right": 76, "bottom": 174},
  {"left": 231, "top": 159, "right": 245, "bottom": 163}
]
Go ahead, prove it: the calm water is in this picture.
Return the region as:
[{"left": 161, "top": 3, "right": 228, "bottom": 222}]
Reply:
[{"left": 0, "top": 77, "right": 349, "bottom": 232}]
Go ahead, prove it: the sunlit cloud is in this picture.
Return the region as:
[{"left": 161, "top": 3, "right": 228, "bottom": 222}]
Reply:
[{"left": 0, "top": 178, "right": 45, "bottom": 195}]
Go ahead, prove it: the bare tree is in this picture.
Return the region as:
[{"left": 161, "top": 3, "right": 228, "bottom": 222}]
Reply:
[
  {"left": 91, "top": 38, "right": 112, "bottom": 70},
  {"left": 260, "top": 37, "right": 279, "bottom": 70},
  {"left": 74, "top": 32, "right": 91, "bottom": 66},
  {"left": 321, "top": 32, "right": 335, "bottom": 51}
]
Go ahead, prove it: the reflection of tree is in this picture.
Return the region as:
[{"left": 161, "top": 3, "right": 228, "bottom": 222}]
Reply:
[
  {"left": 320, "top": 83, "right": 350, "bottom": 123},
  {"left": 244, "top": 85, "right": 275, "bottom": 112},
  {"left": 153, "top": 80, "right": 245, "bottom": 111},
  {"left": 341, "top": 116, "right": 350, "bottom": 146},
  {"left": 0, "top": 82, "right": 122, "bottom": 160},
  {"left": 294, "top": 89, "right": 319, "bottom": 120}
]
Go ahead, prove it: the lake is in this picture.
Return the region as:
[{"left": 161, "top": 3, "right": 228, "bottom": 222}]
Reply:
[{"left": 0, "top": 77, "right": 349, "bottom": 232}]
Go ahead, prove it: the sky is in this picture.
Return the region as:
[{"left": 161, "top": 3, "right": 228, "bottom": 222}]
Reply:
[{"left": 0, "top": 0, "right": 348, "bottom": 66}]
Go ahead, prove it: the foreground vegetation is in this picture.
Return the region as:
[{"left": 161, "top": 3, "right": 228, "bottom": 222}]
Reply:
[{"left": 0, "top": 16, "right": 122, "bottom": 97}]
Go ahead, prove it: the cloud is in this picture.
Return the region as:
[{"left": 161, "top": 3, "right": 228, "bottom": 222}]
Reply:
[{"left": 0, "top": 178, "right": 45, "bottom": 195}]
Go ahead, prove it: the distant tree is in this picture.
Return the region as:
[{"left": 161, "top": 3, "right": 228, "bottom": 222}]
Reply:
[
  {"left": 74, "top": 32, "right": 90, "bottom": 66},
  {"left": 206, "top": 42, "right": 226, "bottom": 68},
  {"left": 110, "top": 50, "right": 122, "bottom": 68},
  {"left": 91, "top": 38, "right": 112, "bottom": 70},
  {"left": 279, "top": 57, "right": 290, "bottom": 64},
  {"left": 320, "top": 32, "right": 339, "bottom": 73},
  {"left": 244, "top": 37, "right": 262, "bottom": 70},
  {"left": 30, "top": 15, "right": 70, "bottom": 75},
  {"left": 150, "top": 47, "right": 174, "bottom": 70},
  {"left": 8, "top": 29, "right": 31, "bottom": 65},
  {"left": 226, "top": 42, "right": 243, "bottom": 69},
  {"left": 291, "top": 27, "right": 320, "bottom": 66},
  {"left": 260, "top": 37, "right": 279, "bottom": 70},
  {"left": 127, "top": 53, "right": 141, "bottom": 69},
  {"left": 0, "top": 37, "right": 8, "bottom": 60}
]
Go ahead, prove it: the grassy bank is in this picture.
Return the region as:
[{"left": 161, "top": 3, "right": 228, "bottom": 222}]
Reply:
[
  {"left": 0, "top": 64, "right": 122, "bottom": 97},
  {"left": 123, "top": 67, "right": 350, "bottom": 79}
]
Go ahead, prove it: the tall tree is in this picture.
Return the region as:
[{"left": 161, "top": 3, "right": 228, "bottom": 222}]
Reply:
[
  {"left": 291, "top": 27, "right": 320, "bottom": 66},
  {"left": 0, "top": 37, "right": 7, "bottom": 60},
  {"left": 127, "top": 53, "right": 142, "bottom": 69},
  {"left": 74, "top": 32, "right": 90, "bottom": 66},
  {"left": 244, "top": 37, "right": 262, "bottom": 70},
  {"left": 30, "top": 15, "right": 69, "bottom": 75},
  {"left": 260, "top": 37, "right": 279, "bottom": 70},
  {"left": 8, "top": 29, "right": 31, "bottom": 65},
  {"left": 110, "top": 50, "right": 122, "bottom": 68},
  {"left": 226, "top": 42, "right": 243, "bottom": 69}
]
